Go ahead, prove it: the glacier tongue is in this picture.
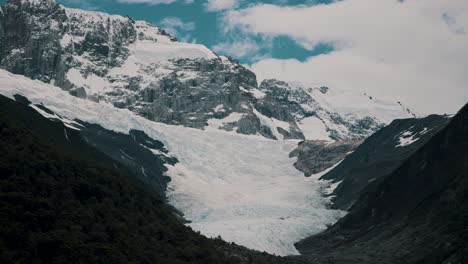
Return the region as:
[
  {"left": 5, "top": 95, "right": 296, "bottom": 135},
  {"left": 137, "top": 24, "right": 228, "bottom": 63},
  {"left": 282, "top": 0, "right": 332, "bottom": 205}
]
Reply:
[
  {"left": 0, "top": 69, "right": 344, "bottom": 256},
  {"left": 165, "top": 131, "right": 343, "bottom": 255}
]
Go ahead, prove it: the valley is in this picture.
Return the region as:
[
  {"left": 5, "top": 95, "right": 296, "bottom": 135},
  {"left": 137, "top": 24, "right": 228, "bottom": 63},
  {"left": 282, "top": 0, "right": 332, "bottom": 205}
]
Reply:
[{"left": 1, "top": 0, "right": 467, "bottom": 263}]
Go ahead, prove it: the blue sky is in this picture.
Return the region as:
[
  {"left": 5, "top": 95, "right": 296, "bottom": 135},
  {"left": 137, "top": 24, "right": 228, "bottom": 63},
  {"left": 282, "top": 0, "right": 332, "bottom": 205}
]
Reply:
[{"left": 0, "top": 0, "right": 334, "bottom": 64}]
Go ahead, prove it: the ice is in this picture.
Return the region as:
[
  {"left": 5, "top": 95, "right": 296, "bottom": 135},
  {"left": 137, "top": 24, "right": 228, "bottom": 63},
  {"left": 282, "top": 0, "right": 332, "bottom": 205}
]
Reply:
[
  {"left": 251, "top": 88, "right": 266, "bottom": 99},
  {"left": 65, "top": 7, "right": 129, "bottom": 23},
  {"left": 299, "top": 82, "right": 413, "bottom": 124},
  {"left": 298, "top": 116, "right": 333, "bottom": 141},
  {"left": 165, "top": 130, "right": 344, "bottom": 255},
  {"left": 213, "top": 104, "right": 225, "bottom": 112},
  {"left": 131, "top": 20, "right": 217, "bottom": 62},
  {"left": 278, "top": 81, "right": 415, "bottom": 140},
  {"left": 132, "top": 40, "right": 217, "bottom": 64},
  {"left": 29, "top": 104, "right": 83, "bottom": 130},
  {"left": 0, "top": 70, "right": 345, "bottom": 256},
  {"left": 66, "top": 69, "right": 109, "bottom": 95},
  {"left": 206, "top": 112, "right": 245, "bottom": 130},
  {"left": 239, "top": 86, "right": 249, "bottom": 93},
  {"left": 60, "top": 33, "right": 73, "bottom": 48}
]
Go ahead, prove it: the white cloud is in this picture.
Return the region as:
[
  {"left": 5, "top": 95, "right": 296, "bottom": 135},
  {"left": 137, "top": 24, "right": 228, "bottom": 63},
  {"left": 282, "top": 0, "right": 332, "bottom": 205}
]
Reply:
[
  {"left": 212, "top": 40, "right": 261, "bottom": 58},
  {"left": 211, "top": 29, "right": 274, "bottom": 61},
  {"left": 159, "top": 17, "right": 196, "bottom": 32},
  {"left": 159, "top": 17, "right": 196, "bottom": 41},
  {"left": 205, "top": 0, "right": 238, "bottom": 12},
  {"left": 222, "top": 0, "right": 468, "bottom": 114}
]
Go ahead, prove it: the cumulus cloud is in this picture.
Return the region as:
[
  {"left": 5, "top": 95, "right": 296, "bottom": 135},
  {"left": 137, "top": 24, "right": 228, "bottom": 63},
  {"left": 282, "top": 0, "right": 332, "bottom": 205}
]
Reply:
[
  {"left": 205, "top": 0, "right": 239, "bottom": 12},
  {"left": 159, "top": 17, "right": 196, "bottom": 41},
  {"left": 222, "top": 0, "right": 468, "bottom": 114},
  {"left": 212, "top": 40, "right": 261, "bottom": 58},
  {"left": 159, "top": 17, "right": 196, "bottom": 33}
]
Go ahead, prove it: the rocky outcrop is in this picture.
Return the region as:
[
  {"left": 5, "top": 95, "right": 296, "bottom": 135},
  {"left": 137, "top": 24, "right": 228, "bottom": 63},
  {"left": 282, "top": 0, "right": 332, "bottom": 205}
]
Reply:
[
  {"left": 290, "top": 140, "right": 361, "bottom": 177},
  {"left": 0, "top": 0, "right": 69, "bottom": 84},
  {"left": 0, "top": 0, "right": 138, "bottom": 90}
]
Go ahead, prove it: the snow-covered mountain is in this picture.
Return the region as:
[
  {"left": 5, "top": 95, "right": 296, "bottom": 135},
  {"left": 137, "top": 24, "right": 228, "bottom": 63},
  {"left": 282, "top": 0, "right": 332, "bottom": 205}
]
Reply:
[
  {"left": 2, "top": 1, "right": 465, "bottom": 261},
  {"left": 258, "top": 79, "right": 416, "bottom": 141},
  {"left": 0, "top": 69, "right": 345, "bottom": 255},
  {"left": 0, "top": 0, "right": 414, "bottom": 141}
]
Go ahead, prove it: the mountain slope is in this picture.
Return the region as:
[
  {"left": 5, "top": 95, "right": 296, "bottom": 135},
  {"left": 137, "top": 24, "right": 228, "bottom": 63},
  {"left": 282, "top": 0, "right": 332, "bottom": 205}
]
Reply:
[
  {"left": 295, "top": 103, "right": 468, "bottom": 263},
  {"left": 0, "top": 68, "right": 346, "bottom": 255},
  {"left": 0, "top": 0, "right": 413, "bottom": 141},
  {"left": 320, "top": 114, "right": 451, "bottom": 209},
  {"left": 0, "top": 94, "right": 298, "bottom": 264}
]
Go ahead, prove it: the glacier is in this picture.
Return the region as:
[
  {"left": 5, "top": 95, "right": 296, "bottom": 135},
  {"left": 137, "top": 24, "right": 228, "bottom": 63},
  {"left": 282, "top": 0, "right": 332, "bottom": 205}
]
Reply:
[{"left": 0, "top": 69, "right": 345, "bottom": 256}]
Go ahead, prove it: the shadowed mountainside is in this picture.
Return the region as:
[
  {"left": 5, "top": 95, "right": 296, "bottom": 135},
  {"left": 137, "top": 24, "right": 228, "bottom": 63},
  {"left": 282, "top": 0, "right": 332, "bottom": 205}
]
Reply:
[
  {"left": 296, "top": 104, "right": 468, "bottom": 263},
  {"left": 321, "top": 115, "right": 450, "bottom": 210}
]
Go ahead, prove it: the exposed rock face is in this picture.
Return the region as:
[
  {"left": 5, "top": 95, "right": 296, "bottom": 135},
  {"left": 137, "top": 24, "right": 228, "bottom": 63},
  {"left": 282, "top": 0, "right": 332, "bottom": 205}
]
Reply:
[
  {"left": 0, "top": 0, "right": 69, "bottom": 84},
  {"left": 295, "top": 104, "right": 468, "bottom": 264},
  {"left": 290, "top": 140, "right": 362, "bottom": 177},
  {"left": 321, "top": 114, "right": 451, "bottom": 210},
  {"left": 0, "top": 0, "right": 413, "bottom": 141}
]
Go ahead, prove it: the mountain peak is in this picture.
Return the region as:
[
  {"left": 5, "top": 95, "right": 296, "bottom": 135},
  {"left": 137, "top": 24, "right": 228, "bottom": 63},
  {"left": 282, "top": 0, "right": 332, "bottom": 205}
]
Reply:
[{"left": 0, "top": 1, "right": 412, "bottom": 141}]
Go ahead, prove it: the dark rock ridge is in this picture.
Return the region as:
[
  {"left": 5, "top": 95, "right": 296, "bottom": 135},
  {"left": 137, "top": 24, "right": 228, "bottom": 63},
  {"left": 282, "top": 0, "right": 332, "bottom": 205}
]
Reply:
[
  {"left": 295, "top": 103, "right": 468, "bottom": 263},
  {"left": 0, "top": 0, "right": 412, "bottom": 141},
  {"left": 290, "top": 140, "right": 362, "bottom": 177},
  {"left": 77, "top": 123, "right": 178, "bottom": 196},
  {"left": 320, "top": 114, "right": 451, "bottom": 210},
  {"left": 11, "top": 93, "right": 177, "bottom": 196}
]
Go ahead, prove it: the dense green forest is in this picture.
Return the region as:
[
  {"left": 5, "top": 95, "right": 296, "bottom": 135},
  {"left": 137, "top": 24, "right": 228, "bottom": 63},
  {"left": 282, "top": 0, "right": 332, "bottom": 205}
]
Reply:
[{"left": 0, "top": 95, "right": 289, "bottom": 264}]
